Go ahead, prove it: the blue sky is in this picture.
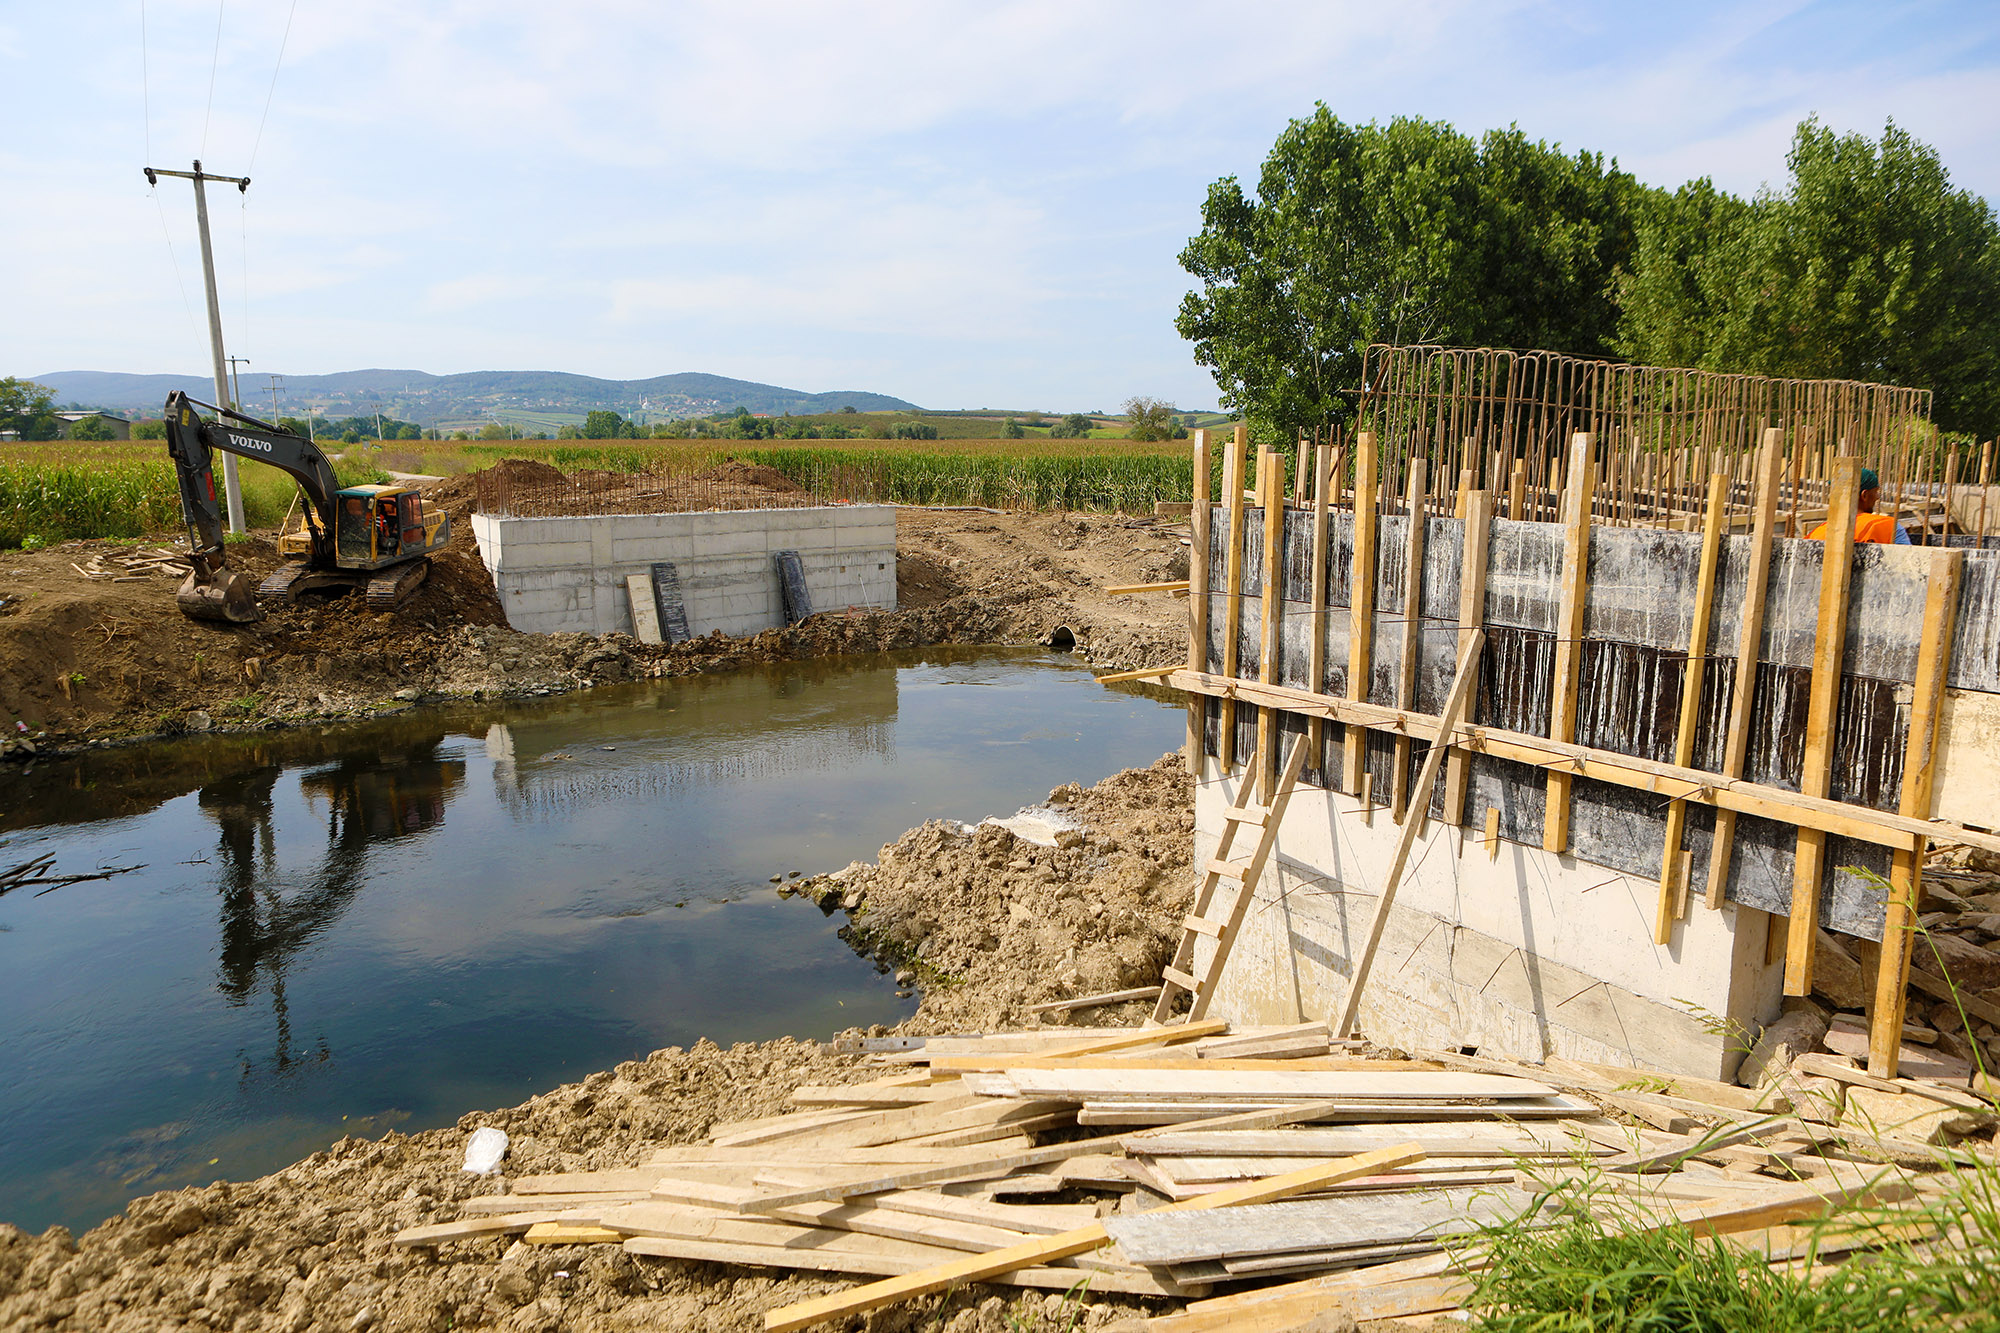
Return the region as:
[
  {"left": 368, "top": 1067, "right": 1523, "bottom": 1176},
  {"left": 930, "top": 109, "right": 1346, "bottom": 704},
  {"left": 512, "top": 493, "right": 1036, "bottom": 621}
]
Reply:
[{"left": 6, "top": 1, "right": 1997, "bottom": 411}]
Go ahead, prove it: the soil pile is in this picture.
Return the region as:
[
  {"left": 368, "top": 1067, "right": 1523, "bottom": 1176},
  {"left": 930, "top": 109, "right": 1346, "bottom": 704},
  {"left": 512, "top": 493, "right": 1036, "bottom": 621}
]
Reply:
[
  {"left": 796, "top": 753, "right": 1195, "bottom": 1032},
  {"left": 691, "top": 461, "right": 804, "bottom": 492},
  {"left": 0, "top": 758, "right": 1196, "bottom": 1333}
]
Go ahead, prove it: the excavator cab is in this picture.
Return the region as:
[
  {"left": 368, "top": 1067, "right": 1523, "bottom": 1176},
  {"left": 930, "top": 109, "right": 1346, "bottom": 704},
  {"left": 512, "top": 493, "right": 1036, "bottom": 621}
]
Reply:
[{"left": 327, "top": 485, "right": 449, "bottom": 568}]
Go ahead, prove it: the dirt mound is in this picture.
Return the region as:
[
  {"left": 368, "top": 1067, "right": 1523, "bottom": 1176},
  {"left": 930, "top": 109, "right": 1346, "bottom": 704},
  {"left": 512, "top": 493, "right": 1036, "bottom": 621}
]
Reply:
[
  {"left": 691, "top": 461, "right": 803, "bottom": 492},
  {"left": 794, "top": 753, "right": 1194, "bottom": 1032}
]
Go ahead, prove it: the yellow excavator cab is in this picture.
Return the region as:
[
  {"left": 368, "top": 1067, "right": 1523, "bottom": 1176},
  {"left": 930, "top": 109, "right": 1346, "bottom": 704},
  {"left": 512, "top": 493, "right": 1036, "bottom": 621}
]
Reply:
[{"left": 329, "top": 485, "right": 448, "bottom": 569}]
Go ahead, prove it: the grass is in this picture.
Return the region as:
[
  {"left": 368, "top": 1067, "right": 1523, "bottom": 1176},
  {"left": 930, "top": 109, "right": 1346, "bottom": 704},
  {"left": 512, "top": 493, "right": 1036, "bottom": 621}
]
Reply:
[
  {"left": 0, "top": 442, "right": 390, "bottom": 547},
  {"left": 0, "top": 430, "right": 1204, "bottom": 544},
  {"left": 1466, "top": 899, "right": 2000, "bottom": 1333}
]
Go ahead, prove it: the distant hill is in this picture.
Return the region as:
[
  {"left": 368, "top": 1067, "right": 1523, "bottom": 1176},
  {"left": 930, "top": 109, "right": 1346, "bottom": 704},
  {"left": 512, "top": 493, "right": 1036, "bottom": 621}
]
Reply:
[{"left": 28, "top": 369, "right": 921, "bottom": 424}]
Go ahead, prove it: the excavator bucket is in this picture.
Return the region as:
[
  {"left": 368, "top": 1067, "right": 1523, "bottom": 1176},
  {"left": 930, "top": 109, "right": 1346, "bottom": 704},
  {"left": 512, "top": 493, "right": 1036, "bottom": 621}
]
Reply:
[{"left": 176, "top": 567, "right": 261, "bottom": 624}]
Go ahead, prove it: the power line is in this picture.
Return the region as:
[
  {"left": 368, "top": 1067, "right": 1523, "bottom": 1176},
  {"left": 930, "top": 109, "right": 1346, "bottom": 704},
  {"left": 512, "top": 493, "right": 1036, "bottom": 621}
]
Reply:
[
  {"left": 201, "top": 0, "right": 225, "bottom": 158},
  {"left": 248, "top": 0, "right": 300, "bottom": 174}
]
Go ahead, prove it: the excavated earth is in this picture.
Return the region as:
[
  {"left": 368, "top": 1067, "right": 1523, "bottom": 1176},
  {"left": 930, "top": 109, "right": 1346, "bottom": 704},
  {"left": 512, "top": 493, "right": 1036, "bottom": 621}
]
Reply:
[
  {"left": 0, "top": 466, "right": 1187, "bottom": 754},
  {"left": 0, "top": 467, "right": 1217, "bottom": 1331}
]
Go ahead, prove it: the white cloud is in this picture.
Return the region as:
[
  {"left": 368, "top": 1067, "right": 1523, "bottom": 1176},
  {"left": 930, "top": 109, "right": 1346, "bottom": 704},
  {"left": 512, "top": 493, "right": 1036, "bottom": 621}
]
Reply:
[{"left": 5, "top": 0, "right": 1997, "bottom": 406}]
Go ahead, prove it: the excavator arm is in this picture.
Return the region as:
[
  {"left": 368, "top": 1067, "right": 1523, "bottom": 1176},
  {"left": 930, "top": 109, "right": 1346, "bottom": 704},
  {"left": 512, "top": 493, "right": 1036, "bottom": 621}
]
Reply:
[{"left": 162, "top": 390, "right": 343, "bottom": 622}]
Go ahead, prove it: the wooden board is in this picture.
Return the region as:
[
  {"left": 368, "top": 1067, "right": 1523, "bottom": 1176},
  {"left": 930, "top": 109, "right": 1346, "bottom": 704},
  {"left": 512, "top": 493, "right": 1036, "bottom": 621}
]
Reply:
[
  {"left": 1186, "top": 429, "right": 1213, "bottom": 776},
  {"left": 1344, "top": 432, "right": 1379, "bottom": 793},
  {"left": 972, "top": 1067, "right": 1555, "bottom": 1102},
  {"left": 649, "top": 561, "right": 691, "bottom": 643},
  {"left": 760, "top": 1144, "right": 1425, "bottom": 1332},
  {"left": 1105, "top": 1187, "right": 1535, "bottom": 1266},
  {"left": 1544, "top": 432, "right": 1596, "bottom": 853},
  {"left": 1785, "top": 455, "right": 1861, "bottom": 994}
]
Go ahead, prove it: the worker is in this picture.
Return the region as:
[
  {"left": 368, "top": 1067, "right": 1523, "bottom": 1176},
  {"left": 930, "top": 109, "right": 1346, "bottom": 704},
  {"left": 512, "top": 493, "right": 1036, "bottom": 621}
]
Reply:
[{"left": 1809, "top": 467, "right": 1910, "bottom": 544}]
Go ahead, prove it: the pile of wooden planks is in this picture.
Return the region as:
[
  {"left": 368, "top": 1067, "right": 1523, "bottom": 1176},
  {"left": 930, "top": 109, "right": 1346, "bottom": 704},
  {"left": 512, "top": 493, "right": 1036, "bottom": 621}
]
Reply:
[
  {"left": 392, "top": 1022, "right": 1975, "bottom": 1331},
  {"left": 70, "top": 547, "right": 190, "bottom": 582}
]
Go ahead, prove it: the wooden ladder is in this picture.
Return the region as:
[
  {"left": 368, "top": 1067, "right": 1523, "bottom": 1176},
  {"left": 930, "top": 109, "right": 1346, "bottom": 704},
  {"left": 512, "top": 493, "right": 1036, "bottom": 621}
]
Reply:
[{"left": 1153, "top": 736, "right": 1311, "bottom": 1025}]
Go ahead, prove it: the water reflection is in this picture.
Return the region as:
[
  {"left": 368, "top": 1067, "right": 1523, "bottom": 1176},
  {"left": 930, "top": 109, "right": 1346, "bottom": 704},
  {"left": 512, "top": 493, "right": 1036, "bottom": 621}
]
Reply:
[
  {"left": 0, "top": 649, "right": 1185, "bottom": 1237},
  {"left": 198, "top": 740, "right": 466, "bottom": 1081}
]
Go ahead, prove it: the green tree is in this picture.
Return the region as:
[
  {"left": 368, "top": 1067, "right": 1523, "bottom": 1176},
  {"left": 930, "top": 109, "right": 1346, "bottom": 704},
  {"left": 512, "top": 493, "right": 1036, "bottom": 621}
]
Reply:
[
  {"left": 132, "top": 420, "right": 167, "bottom": 440},
  {"left": 1050, "top": 412, "right": 1092, "bottom": 439},
  {"left": 1619, "top": 119, "right": 2000, "bottom": 434},
  {"left": 478, "top": 423, "right": 509, "bottom": 440},
  {"left": 67, "top": 415, "right": 117, "bottom": 441},
  {"left": 582, "top": 409, "right": 624, "bottom": 439},
  {"left": 0, "top": 377, "right": 54, "bottom": 434},
  {"left": 1178, "top": 110, "right": 1638, "bottom": 443},
  {"left": 396, "top": 423, "right": 423, "bottom": 440},
  {"left": 1002, "top": 417, "right": 1025, "bottom": 438},
  {"left": 1123, "top": 397, "right": 1178, "bottom": 441}
]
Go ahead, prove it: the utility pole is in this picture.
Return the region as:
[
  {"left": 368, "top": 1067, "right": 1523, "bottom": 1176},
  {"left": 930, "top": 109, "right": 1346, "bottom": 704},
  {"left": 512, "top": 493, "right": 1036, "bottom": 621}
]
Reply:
[
  {"left": 265, "top": 374, "right": 285, "bottom": 423},
  {"left": 226, "top": 356, "right": 250, "bottom": 417},
  {"left": 144, "top": 159, "right": 251, "bottom": 534}
]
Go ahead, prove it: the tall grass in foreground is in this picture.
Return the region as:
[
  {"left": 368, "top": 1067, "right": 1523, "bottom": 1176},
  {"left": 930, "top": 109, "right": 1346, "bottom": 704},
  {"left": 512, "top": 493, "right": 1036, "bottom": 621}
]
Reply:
[
  {"left": 1469, "top": 1167, "right": 2000, "bottom": 1333},
  {"left": 0, "top": 445, "right": 390, "bottom": 546}
]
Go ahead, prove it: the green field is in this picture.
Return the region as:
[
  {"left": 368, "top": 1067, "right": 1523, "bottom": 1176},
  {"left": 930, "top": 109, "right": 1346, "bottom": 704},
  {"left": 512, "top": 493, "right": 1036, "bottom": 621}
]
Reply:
[{"left": 0, "top": 434, "right": 1205, "bottom": 546}]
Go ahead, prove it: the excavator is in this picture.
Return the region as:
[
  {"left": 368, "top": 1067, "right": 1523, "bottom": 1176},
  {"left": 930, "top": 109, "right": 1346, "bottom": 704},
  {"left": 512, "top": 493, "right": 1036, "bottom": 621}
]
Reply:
[{"left": 163, "top": 390, "right": 450, "bottom": 623}]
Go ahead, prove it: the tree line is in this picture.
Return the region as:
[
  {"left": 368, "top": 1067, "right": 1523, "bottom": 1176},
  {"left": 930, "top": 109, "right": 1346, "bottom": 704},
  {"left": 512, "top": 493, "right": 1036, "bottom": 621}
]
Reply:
[{"left": 1178, "top": 114, "right": 2000, "bottom": 443}]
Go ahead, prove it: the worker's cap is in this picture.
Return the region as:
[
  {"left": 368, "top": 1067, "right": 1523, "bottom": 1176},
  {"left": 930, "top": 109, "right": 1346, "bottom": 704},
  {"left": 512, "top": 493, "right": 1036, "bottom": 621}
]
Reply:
[{"left": 1860, "top": 467, "right": 1880, "bottom": 491}]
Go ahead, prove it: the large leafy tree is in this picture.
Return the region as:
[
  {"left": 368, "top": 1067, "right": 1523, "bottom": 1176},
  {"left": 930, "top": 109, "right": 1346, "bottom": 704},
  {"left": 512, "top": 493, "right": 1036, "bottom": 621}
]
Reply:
[
  {"left": 0, "top": 377, "right": 55, "bottom": 435},
  {"left": 1620, "top": 119, "right": 2000, "bottom": 435},
  {"left": 1177, "top": 110, "right": 1638, "bottom": 442}
]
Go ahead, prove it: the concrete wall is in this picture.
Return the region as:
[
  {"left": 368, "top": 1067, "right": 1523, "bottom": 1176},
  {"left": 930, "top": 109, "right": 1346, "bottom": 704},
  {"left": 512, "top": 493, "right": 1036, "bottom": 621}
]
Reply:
[
  {"left": 1194, "top": 757, "right": 1785, "bottom": 1080},
  {"left": 469, "top": 506, "right": 897, "bottom": 637}
]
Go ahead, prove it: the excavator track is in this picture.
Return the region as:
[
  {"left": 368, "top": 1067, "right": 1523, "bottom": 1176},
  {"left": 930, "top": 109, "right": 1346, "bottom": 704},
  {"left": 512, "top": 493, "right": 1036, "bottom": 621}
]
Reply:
[
  {"left": 257, "top": 561, "right": 353, "bottom": 603},
  {"left": 365, "top": 558, "right": 430, "bottom": 611}
]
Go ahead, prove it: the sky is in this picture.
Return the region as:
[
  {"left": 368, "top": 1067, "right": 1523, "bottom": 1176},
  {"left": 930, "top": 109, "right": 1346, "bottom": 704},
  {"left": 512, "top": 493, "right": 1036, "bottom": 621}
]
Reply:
[{"left": 5, "top": 1, "right": 1999, "bottom": 412}]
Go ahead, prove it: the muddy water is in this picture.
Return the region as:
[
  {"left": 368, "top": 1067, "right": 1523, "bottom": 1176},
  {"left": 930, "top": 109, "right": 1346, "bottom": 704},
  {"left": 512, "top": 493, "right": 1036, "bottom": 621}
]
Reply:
[{"left": 0, "top": 648, "right": 1184, "bottom": 1235}]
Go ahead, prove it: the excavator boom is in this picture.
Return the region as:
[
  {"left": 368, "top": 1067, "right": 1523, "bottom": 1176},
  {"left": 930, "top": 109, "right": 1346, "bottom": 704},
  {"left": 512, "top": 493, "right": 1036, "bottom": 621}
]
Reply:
[{"left": 161, "top": 391, "right": 341, "bottom": 623}]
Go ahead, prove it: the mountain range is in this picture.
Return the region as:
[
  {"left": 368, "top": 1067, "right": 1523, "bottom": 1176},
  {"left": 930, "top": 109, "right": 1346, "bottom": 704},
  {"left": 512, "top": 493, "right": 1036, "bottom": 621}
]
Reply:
[{"left": 29, "top": 369, "right": 921, "bottom": 425}]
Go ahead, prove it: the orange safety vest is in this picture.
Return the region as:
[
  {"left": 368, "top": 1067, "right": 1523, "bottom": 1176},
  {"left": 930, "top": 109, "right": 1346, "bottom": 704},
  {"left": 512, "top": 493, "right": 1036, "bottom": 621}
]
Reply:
[{"left": 1808, "top": 511, "right": 1898, "bottom": 544}]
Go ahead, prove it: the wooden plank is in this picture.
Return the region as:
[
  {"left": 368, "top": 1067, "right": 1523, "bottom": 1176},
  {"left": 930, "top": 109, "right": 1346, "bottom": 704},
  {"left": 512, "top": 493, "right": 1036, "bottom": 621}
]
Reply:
[
  {"left": 1332, "top": 631, "right": 1484, "bottom": 1039},
  {"left": 987, "top": 1065, "right": 1553, "bottom": 1103},
  {"left": 1037, "top": 1019, "right": 1226, "bottom": 1059},
  {"left": 1443, "top": 489, "right": 1491, "bottom": 827},
  {"left": 788, "top": 1085, "right": 966, "bottom": 1108},
  {"left": 1219, "top": 425, "right": 1249, "bottom": 770},
  {"left": 1256, "top": 447, "right": 1285, "bottom": 804},
  {"left": 649, "top": 1175, "right": 1093, "bottom": 1239},
  {"left": 1189, "top": 736, "right": 1311, "bottom": 1022},
  {"left": 1655, "top": 470, "right": 1729, "bottom": 942},
  {"left": 1786, "top": 455, "right": 1862, "bottom": 995},
  {"left": 1306, "top": 441, "right": 1334, "bottom": 780},
  {"left": 393, "top": 1211, "right": 570, "bottom": 1246},
  {"left": 760, "top": 1145, "right": 1426, "bottom": 1332},
  {"left": 523, "top": 1221, "right": 625, "bottom": 1245},
  {"left": 1343, "top": 431, "right": 1379, "bottom": 793},
  {"left": 457, "top": 1192, "right": 652, "bottom": 1213},
  {"left": 1544, "top": 433, "right": 1596, "bottom": 853},
  {"left": 509, "top": 1169, "right": 671, "bottom": 1194},
  {"left": 1870, "top": 549, "right": 1964, "bottom": 1077},
  {"left": 738, "top": 1133, "right": 1140, "bottom": 1213},
  {"left": 1391, "top": 459, "right": 1429, "bottom": 819},
  {"left": 931, "top": 1054, "right": 1411, "bottom": 1074},
  {"left": 1142, "top": 1272, "right": 1472, "bottom": 1332},
  {"left": 1483, "top": 805, "right": 1501, "bottom": 860},
  {"left": 1024, "top": 985, "right": 1162, "bottom": 1015},
  {"left": 1164, "top": 669, "right": 2000, "bottom": 856},
  {"left": 1104, "top": 1185, "right": 1525, "bottom": 1266},
  {"left": 1186, "top": 429, "right": 1213, "bottom": 777}
]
